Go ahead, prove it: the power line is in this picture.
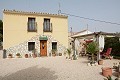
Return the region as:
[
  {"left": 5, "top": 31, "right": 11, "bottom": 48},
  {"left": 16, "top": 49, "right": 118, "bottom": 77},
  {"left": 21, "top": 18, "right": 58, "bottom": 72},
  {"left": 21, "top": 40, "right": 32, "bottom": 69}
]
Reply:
[{"left": 61, "top": 12, "right": 120, "bottom": 25}]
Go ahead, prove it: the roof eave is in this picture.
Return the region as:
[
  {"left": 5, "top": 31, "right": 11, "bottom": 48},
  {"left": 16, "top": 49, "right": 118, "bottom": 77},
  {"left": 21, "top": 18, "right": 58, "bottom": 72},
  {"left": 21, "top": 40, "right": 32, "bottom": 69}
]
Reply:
[{"left": 3, "top": 9, "right": 68, "bottom": 18}]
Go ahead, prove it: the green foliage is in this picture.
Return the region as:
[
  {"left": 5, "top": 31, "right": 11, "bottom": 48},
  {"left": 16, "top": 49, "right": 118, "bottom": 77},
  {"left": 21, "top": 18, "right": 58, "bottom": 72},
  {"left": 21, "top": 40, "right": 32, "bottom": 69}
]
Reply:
[
  {"left": 16, "top": 53, "right": 21, "bottom": 56},
  {"left": 8, "top": 53, "right": 12, "bottom": 56},
  {"left": 86, "top": 42, "right": 99, "bottom": 63},
  {"left": 104, "top": 37, "right": 120, "bottom": 57},
  {"left": 52, "top": 49, "right": 57, "bottom": 54},
  {"left": 106, "top": 76, "right": 112, "bottom": 80},
  {"left": 86, "top": 42, "right": 99, "bottom": 54},
  {"left": 67, "top": 48, "right": 72, "bottom": 58}
]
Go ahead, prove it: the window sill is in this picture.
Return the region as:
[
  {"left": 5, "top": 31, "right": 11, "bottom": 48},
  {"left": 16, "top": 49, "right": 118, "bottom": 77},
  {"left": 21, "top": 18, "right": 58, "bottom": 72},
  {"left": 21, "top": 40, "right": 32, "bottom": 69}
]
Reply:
[
  {"left": 28, "top": 30, "right": 37, "bottom": 32},
  {"left": 43, "top": 31, "right": 52, "bottom": 32}
]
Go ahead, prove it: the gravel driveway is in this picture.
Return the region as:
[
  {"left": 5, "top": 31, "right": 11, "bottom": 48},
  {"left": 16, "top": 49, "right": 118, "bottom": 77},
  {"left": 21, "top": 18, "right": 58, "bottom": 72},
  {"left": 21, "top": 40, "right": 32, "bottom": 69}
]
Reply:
[{"left": 0, "top": 56, "right": 119, "bottom": 80}]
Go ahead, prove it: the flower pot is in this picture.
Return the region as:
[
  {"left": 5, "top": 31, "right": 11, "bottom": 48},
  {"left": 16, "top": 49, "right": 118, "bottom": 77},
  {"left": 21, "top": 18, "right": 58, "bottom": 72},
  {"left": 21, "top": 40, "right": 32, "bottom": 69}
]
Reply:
[
  {"left": 98, "top": 59, "right": 103, "bottom": 65},
  {"left": 8, "top": 56, "right": 12, "bottom": 58},
  {"left": 91, "top": 63, "right": 95, "bottom": 66},
  {"left": 16, "top": 56, "right": 20, "bottom": 58},
  {"left": 59, "top": 53, "right": 62, "bottom": 56},
  {"left": 102, "top": 67, "right": 112, "bottom": 77},
  {"left": 95, "top": 62, "right": 98, "bottom": 66},
  {"left": 32, "top": 54, "right": 37, "bottom": 58},
  {"left": 52, "top": 53, "right": 56, "bottom": 57},
  {"left": 87, "top": 63, "right": 91, "bottom": 66},
  {"left": 8, "top": 54, "right": 12, "bottom": 58},
  {"left": 25, "top": 54, "right": 28, "bottom": 58}
]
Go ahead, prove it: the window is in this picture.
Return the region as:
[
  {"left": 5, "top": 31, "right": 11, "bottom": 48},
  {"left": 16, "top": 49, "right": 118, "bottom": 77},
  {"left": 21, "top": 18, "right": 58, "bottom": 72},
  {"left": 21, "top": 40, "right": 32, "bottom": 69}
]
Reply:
[
  {"left": 28, "top": 42, "right": 35, "bottom": 51},
  {"left": 43, "top": 18, "right": 52, "bottom": 32},
  {"left": 28, "top": 17, "right": 37, "bottom": 32},
  {"left": 52, "top": 42, "right": 57, "bottom": 50}
]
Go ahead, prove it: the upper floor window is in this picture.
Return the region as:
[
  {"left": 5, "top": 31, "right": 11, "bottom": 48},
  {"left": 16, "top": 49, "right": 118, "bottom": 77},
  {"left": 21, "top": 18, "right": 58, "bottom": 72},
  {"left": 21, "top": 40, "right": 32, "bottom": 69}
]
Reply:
[
  {"left": 28, "top": 17, "right": 37, "bottom": 32},
  {"left": 43, "top": 18, "right": 52, "bottom": 32}
]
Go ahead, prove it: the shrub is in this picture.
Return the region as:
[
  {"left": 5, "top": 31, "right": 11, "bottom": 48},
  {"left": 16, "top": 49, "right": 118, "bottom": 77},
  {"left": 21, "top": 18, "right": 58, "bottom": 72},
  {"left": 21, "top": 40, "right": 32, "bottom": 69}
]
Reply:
[
  {"left": 104, "top": 37, "right": 120, "bottom": 57},
  {"left": 67, "top": 48, "right": 72, "bottom": 59},
  {"left": 8, "top": 53, "right": 12, "bottom": 56},
  {"left": 16, "top": 53, "right": 20, "bottom": 56}
]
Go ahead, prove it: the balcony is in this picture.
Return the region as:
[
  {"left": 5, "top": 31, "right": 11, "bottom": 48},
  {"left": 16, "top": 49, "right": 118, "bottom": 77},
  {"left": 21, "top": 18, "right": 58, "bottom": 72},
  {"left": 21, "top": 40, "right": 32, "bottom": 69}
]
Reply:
[
  {"left": 43, "top": 22, "right": 52, "bottom": 32},
  {"left": 27, "top": 22, "right": 37, "bottom": 32}
]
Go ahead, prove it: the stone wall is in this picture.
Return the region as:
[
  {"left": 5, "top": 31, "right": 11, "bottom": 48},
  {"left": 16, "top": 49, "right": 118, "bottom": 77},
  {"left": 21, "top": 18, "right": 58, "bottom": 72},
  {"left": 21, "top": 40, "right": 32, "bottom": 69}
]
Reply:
[{"left": 6, "top": 35, "right": 67, "bottom": 57}]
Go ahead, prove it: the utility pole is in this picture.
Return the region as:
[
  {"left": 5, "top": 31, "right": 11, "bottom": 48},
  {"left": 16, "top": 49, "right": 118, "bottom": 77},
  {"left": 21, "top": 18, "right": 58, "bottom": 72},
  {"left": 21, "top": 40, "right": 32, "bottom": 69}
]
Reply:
[
  {"left": 87, "top": 24, "right": 88, "bottom": 34},
  {"left": 70, "top": 27, "right": 72, "bottom": 36}
]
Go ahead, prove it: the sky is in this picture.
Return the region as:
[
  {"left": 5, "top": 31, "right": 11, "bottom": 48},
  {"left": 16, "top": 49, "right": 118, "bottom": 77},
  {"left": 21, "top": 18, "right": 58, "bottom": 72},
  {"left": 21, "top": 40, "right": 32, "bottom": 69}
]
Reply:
[{"left": 0, "top": 0, "right": 120, "bottom": 32}]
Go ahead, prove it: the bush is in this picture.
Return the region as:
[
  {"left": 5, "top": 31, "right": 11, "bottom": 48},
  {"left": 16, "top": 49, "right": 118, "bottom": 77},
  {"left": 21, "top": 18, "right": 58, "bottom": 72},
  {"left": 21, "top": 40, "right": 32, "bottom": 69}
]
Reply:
[
  {"left": 16, "top": 53, "right": 20, "bottom": 56},
  {"left": 104, "top": 37, "right": 120, "bottom": 57},
  {"left": 8, "top": 53, "right": 12, "bottom": 56}
]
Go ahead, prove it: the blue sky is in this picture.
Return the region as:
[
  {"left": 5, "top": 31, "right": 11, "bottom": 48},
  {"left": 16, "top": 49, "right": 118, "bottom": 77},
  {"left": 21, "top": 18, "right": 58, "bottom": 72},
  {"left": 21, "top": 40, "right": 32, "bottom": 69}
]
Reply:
[{"left": 0, "top": 0, "right": 120, "bottom": 32}]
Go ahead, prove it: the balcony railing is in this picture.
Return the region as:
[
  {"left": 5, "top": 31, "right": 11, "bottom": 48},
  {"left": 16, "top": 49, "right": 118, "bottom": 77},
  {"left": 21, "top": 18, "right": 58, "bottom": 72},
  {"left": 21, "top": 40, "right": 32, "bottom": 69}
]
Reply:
[
  {"left": 43, "top": 22, "right": 52, "bottom": 32},
  {"left": 27, "top": 22, "right": 37, "bottom": 32}
]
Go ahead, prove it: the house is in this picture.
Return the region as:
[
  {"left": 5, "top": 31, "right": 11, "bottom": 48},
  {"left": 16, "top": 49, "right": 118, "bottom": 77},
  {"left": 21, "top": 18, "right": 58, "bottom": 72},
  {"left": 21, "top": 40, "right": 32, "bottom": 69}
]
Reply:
[
  {"left": 3, "top": 9, "right": 68, "bottom": 57},
  {"left": 68, "top": 32, "right": 77, "bottom": 49},
  {"left": 68, "top": 29, "right": 92, "bottom": 55}
]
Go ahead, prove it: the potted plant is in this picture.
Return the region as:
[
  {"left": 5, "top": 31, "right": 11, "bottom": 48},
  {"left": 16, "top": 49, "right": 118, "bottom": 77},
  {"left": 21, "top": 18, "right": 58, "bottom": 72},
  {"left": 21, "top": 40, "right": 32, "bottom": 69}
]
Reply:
[
  {"left": 52, "top": 49, "right": 57, "bottom": 56},
  {"left": 25, "top": 54, "right": 28, "bottom": 58},
  {"left": 32, "top": 54, "right": 37, "bottom": 58},
  {"left": 32, "top": 49, "right": 37, "bottom": 58},
  {"left": 8, "top": 53, "right": 12, "bottom": 58},
  {"left": 59, "top": 53, "right": 62, "bottom": 56},
  {"left": 102, "top": 67, "right": 112, "bottom": 77},
  {"left": 16, "top": 53, "right": 21, "bottom": 58},
  {"left": 98, "top": 59, "right": 103, "bottom": 65},
  {"left": 106, "top": 76, "right": 113, "bottom": 80},
  {"left": 86, "top": 42, "right": 99, "bottom": 65},
  {"left": 67, "top": 48, "right": 72, "bottom": 59}
]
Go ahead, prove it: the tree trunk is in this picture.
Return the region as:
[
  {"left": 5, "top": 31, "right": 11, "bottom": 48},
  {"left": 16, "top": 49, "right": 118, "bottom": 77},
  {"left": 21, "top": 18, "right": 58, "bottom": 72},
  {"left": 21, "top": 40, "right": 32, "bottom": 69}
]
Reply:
[{"left": 92, "top": 54, "right": 94, "bottom": 63}]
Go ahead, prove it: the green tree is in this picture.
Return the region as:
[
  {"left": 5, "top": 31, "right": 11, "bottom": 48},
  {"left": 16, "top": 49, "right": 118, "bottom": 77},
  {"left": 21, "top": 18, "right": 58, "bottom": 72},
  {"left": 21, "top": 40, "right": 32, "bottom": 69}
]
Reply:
[
  {"left": 104, "top": 37, "right": 120, "bottom": 57},
  {"left": 86, "top": 42, "right": 99, "bottom": 63}
]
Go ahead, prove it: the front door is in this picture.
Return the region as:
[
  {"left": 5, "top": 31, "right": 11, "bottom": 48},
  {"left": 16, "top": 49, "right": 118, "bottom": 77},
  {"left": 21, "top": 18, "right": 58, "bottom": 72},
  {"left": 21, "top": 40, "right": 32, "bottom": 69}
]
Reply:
[{"left": 40, "top": 40, "right": 47, "bottom": 56}]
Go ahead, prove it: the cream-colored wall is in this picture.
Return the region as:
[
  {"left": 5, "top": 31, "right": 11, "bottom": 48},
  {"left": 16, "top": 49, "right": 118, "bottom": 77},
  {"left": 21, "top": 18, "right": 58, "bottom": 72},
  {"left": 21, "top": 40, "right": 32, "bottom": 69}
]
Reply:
[{"left": 3, "top": 13, "right": 68, "bottom": 49}]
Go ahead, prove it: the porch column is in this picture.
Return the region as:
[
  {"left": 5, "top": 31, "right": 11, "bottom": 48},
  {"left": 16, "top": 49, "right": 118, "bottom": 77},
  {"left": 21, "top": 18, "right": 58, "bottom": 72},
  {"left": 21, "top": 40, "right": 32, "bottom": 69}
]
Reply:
[
  {"left": 98, "top": 35, "right": 105, "bottom": 60},
  {"left": 95, "top": 35, "right": 100, "bottom": 61}
]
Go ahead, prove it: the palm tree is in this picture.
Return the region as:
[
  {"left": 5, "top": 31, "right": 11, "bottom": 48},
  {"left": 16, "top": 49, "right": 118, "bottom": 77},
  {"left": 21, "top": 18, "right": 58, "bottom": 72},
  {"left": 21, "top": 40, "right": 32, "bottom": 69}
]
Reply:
[{"left": 86, "top": 41, "right": 99, "bottom": 63}]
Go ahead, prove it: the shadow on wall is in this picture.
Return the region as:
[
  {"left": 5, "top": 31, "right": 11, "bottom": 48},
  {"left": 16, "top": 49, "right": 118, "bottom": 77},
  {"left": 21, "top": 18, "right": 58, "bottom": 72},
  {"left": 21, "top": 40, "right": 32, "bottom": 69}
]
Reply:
[{"left": 0, "top": 66, "right": 58, "bottom": 80}]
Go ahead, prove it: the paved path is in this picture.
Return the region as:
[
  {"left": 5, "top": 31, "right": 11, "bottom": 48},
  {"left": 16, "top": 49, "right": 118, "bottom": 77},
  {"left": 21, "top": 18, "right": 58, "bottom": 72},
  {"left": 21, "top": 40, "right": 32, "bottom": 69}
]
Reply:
[{"left": 0, "top": 57, "right": 119, "bottom": 80}]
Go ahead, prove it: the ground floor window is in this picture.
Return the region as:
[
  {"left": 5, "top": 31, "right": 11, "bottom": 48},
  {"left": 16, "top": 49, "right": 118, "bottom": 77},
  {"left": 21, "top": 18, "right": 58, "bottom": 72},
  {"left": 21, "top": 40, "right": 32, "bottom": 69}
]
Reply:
[
  {"left": 28, "top": 42, "right": 35, "bottom": 51},
  {"left": 52, "top": 42, "right": 57, "bottom": 50}
]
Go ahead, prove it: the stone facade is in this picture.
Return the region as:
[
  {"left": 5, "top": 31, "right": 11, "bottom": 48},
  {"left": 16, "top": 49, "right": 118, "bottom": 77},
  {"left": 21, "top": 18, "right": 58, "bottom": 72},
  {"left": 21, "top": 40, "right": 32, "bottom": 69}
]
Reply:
[{"left": 6, "top": 35, "right": 67, "bottom": 57}]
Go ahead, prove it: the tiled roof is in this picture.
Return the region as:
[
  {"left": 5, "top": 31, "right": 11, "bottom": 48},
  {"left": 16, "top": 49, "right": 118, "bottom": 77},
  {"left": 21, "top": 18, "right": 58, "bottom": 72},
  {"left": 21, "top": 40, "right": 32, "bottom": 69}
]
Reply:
[{"left": 3, "top": 9, "right": 68, "bottom": 18}]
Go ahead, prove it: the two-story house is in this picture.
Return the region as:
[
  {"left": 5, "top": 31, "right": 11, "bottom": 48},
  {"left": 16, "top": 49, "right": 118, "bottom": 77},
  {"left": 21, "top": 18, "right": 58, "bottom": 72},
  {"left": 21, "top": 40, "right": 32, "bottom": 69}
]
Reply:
[{"left": 3, "top": 9, "right": 68, "bottom": 57}]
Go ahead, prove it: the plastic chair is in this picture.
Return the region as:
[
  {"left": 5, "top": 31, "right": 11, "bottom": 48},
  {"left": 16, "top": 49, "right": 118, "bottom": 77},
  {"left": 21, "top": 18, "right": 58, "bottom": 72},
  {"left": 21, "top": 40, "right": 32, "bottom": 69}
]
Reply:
[{"left": 102, "top": 48, "right": 112, "bottom": 60}]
